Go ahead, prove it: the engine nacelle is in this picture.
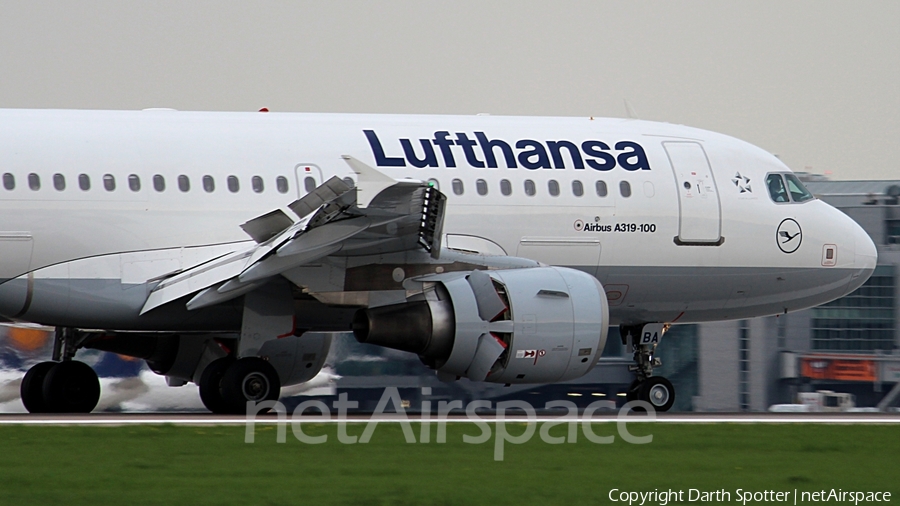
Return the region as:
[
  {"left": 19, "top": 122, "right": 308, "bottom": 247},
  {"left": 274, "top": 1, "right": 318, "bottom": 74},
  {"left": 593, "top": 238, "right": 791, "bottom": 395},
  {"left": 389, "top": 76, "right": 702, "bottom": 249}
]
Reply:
[{"left": 353, "top": 266, "right": 608, "bottom": 384}]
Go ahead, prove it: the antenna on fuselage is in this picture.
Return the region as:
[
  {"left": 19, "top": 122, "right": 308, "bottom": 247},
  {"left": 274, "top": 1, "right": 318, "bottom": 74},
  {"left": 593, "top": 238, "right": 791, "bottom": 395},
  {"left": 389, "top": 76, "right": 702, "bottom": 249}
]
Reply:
[{"left": 624, "top": 99, "right": 640, "bottom": 120}]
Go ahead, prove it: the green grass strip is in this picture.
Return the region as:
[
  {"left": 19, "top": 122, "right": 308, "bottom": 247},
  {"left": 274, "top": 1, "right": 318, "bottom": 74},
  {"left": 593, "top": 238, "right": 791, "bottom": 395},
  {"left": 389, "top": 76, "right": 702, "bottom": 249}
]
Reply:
[{"left": 0, "top": 423, "right": 896, "bottom": 505}]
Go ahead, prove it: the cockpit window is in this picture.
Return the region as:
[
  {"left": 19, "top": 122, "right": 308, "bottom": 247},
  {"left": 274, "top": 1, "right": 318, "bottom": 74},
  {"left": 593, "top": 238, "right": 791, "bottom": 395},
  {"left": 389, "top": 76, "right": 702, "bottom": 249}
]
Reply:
[
  {"left": 766, "top": 174, "right": 789, "bottom": 203},
  {"left": 783, "top": 173, "right": 814, "bottom": 202},
  {"left": 767, "top": 173, "right": 814, "bottom": 203}
]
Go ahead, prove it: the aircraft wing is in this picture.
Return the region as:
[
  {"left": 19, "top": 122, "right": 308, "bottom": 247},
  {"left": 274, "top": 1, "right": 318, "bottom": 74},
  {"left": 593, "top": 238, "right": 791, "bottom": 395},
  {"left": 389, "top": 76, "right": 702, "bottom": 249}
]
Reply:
[{"left": 140, "top": 157, "right": 446, "bottom": 314}]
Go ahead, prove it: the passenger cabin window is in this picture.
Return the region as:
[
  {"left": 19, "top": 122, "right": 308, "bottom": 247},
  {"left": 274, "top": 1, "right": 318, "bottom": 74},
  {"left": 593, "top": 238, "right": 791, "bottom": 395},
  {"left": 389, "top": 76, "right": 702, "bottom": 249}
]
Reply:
[
  {"left": 227, "top": 175, "right": 239, "bottom": 193},
  {"left": 572, "top": 180, "right": 584, "bottom": 197},
  {"left": 79, "top": 174, "right": 90, "bottom": 191},
  {"left": 103, "top": 174, "right": 115, "bottom": 191},
  {"left": 304, "top": 177, "right": 315, "bottom": 193},
  {"left": 619, "top": 181, "right": 632, "bottom": 198},
  {"left": 3, "top": 173, "right": 14, "bottom": 190},
  {"left": 153, "top": 174, "right": 165, "bottom": 192},
  {"left": 500, "top": 179, "right": 512, "bottom": 196},
  {"left": 427, "top": 178, "right": 439, "bottom": 190},
  {"left": 203, "top": 175, "right": 215, "bottom": 193},
  {"left": 476, "top": 179, "right": 488, "bottom": 196},
  {"left": 277, "top": 176, "right": 289, "bottom": 194},
  {"left": 28, "top": 173, "right": 40, "bottom": 191},
  {"left": 548, "top": 180, "right": 560, "bottom": 196},
  {"left": 596, "top": 180, "right": 608, "bottom": 197},
  {"left": 53, "top": 173, "right": 65, "bottom": 191},
  {"left": 178, "top": 175, "right": 190, "bottom": 192},
  {"left": 343, "top": 177, "right": 355, "bottom": 188},
  {"left": 128, "top": 174, "right": 141, "bottom": 192},
  {"left": 766, "top": 174, "right": 789, "bottom": 203},
  {"left": 252, "top": 176, "right": 264, "bottom": 193},
  {"left": 524, "top": 179, "right": 536, "bottom": 196},
  {"left": 451, "top": 178, "right": 464, "bottom": 195}
]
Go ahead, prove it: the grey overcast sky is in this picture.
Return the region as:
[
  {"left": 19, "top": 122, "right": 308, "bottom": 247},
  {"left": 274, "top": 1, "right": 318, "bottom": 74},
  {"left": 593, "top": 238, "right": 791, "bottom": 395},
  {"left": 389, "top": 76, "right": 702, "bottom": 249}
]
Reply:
[{"left": 1, "top": 1, "right": 897, "bottom": 180}]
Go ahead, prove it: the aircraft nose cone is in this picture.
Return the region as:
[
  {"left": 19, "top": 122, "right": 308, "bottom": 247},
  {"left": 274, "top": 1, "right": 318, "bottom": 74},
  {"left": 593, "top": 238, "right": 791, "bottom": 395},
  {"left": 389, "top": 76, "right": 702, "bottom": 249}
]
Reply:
[{"left": 848, "top": 223, "right": 877, "bottom": 292}]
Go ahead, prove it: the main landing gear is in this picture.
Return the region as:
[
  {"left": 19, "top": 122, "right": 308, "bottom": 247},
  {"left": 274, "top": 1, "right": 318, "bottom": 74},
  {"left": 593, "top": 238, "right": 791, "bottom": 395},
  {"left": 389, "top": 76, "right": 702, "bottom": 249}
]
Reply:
[
  {"left": 20, "top": 328, "right": 100, "bottom": 413},
  {"left": 620, "top": 323, "right": 675, "bottom": 412},
  {"left": 199, "top": 356, "right": 281, "bottom": 414}
]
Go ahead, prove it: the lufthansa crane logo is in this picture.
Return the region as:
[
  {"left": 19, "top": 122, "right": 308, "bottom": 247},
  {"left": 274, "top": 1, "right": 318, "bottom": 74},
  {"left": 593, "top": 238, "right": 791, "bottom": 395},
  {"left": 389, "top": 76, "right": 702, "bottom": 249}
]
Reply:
[{"left": 776, "top": 218, "right": 802, "bottom": 253}]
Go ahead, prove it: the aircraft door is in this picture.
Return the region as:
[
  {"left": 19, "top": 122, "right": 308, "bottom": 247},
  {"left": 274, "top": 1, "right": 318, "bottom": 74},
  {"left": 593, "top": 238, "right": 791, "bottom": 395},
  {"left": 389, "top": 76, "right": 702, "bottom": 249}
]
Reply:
[
  {"left": 293, "top": 164, "right": 324, "bottom": 198},
  {"left": 664, "top": 142, "right": 722, "bottom": 245}
]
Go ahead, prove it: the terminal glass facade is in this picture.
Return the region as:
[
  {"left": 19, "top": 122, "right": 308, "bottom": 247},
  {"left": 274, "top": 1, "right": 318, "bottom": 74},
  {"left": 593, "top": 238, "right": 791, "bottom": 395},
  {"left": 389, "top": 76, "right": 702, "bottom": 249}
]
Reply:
[
  {"left": 654, "top": 324, "right": 699, "bottom": 411},
  {"left": 810, "top": 265, "right": 896, "bottom": 352}
]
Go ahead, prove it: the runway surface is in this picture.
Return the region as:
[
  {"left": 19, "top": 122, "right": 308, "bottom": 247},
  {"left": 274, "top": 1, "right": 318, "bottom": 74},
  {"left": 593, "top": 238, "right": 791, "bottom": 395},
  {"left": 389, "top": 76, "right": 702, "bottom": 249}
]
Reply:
[{"left": 2, "top": 412, "right": 900, "bottom": 425}]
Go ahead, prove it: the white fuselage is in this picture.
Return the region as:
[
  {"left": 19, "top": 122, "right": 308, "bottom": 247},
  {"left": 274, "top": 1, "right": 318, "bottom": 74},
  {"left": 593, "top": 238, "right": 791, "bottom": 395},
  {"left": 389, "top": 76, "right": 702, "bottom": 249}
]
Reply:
[{"left": 0, "top": 109, "right": 877, "bottom": 328}]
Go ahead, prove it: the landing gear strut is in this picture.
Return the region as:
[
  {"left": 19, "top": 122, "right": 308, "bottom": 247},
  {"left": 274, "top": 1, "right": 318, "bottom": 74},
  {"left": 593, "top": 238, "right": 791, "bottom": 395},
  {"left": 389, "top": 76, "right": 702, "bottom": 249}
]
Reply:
[
  {"left": 20, "top": 327, "right": 100, "bottom": 413},
  {"left": 621, "top": 323, "right": 675, "bottom": 412},
  {"left": 199, "top": 356, "right": 281, "bottom": 414}
]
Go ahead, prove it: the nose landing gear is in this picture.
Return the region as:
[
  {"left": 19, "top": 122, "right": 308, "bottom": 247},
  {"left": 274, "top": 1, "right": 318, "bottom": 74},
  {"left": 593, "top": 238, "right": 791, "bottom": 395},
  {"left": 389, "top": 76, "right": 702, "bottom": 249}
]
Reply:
[{"left": 621, "top": 323, "right": 675, "bottom": 412}]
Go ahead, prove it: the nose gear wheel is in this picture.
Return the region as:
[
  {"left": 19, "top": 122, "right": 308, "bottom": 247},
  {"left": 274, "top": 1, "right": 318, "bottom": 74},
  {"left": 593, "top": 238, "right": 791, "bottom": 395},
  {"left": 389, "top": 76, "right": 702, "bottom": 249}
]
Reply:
[{"left": 620, "top": 324, "right": 676, "bottom": 412}]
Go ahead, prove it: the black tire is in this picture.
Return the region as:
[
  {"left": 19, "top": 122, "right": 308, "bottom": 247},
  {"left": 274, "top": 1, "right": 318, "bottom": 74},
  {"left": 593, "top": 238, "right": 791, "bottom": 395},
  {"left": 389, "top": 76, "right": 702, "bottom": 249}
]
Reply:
[
  {"left": 199, "top": 357, "right": 235, "bottom": 414},
  {"left": 41, "top": 361, "right": 101, "bottom": 413},
  {"left": 638, "top": 376, "right": 675, "bottom": 412},
  {"left": 220, "top": 357, "right": 281, "bottom": 415},
  {"left": 20, "top": 361, "right": 57, "bottom": 413}
]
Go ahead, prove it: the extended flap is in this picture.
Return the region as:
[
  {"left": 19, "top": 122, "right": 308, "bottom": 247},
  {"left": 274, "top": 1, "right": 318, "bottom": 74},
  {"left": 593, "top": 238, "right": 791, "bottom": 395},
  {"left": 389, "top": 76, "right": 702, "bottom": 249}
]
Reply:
[
  {"left": 288, "top": 176, "right": 353, "bottom": 219},
  {"left": 240, "top": 209, "right": 294, "bottom": 243}
]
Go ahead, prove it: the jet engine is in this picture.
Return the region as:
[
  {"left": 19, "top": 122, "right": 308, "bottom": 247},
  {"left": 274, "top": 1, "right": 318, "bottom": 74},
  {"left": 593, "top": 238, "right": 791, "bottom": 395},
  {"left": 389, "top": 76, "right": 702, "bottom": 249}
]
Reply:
[{"left": 353, "top": 266, "right": 608, "bottom": 384}]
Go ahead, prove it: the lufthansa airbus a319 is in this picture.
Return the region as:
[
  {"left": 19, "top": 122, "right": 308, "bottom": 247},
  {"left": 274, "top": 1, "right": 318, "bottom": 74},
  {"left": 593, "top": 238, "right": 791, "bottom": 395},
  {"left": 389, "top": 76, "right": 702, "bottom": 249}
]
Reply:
[{"left": 0, "top": 109, "right": 876, "bottom": 413}]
